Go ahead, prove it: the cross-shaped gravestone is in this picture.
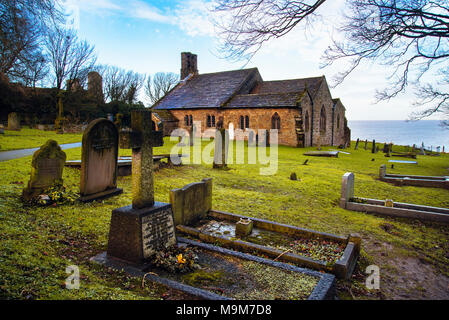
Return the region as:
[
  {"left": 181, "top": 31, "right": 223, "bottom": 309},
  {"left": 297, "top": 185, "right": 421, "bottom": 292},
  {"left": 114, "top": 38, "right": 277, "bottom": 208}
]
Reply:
[{"left": 107, "top": 109, "right": 176, "bottom": 264}]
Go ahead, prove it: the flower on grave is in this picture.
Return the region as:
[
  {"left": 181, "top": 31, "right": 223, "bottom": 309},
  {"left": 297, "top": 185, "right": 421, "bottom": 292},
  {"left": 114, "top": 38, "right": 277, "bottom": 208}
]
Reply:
[{"left": 177, "top": 254, "right": 186, "bottom": 264}]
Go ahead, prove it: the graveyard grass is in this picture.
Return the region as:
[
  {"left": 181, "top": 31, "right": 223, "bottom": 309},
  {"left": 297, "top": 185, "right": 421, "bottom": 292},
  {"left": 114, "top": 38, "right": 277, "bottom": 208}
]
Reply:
[
  {"left": 0, "top": 133, "right": 448, "bottom": 299},
  {"left": 0, "top": 127, "right": 82, "bottom": 151}
]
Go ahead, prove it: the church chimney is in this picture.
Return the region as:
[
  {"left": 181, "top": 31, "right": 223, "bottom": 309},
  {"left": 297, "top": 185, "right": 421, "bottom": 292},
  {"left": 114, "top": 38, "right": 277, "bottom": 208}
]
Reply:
[{"left": 180, "top": 52, "right": 198, "bottom": 80}]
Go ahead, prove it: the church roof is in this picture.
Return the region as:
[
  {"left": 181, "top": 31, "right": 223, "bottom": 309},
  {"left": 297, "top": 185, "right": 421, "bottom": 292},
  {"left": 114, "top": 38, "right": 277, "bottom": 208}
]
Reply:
[
  {"left": 152, "top": 68, "right": 259, "bottom": 110},
  {"left": 153, "top": 68, "right": 326, "bottom": 110}
]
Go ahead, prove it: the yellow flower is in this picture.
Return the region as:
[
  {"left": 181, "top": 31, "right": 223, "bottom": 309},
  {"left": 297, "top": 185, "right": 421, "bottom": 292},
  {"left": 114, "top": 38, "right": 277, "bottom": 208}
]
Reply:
[{"left": 177, "top": 254, "right": 186, "bottom": 264}]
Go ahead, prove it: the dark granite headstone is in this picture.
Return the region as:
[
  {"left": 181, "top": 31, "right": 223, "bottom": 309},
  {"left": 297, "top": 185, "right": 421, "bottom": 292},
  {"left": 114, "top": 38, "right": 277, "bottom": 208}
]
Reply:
[
  {"left": 354, "top": 138, "right": 359, "bottom": 150},
  {"left": 371, "top": 140, "right": 376, "bottom": 153},
  {"left": 79, "top": 118, "right": 122, "bottom": 202},
  {"left": 22, "top": 140, "right": 66, "bottom": 200}
]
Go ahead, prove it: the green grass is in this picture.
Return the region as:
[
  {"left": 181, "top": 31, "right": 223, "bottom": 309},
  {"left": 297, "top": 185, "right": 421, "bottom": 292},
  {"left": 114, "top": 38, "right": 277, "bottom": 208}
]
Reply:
[
  {"left": 0, "top": 135, "right": 448, "bottom": 300},
  {"left": 0, "top": 127, "right": 82, "bottom": 151}
]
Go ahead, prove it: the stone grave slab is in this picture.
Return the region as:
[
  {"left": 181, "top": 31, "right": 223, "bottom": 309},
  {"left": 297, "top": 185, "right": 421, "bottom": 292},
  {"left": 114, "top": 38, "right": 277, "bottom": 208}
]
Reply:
[
  {"left": 340, "top": 172, "right": 449, "bottom": 224},
  {"left": 303, "top": 151, "right": 339, "bottom": 157},
  {"left": 22, "top": 140, "right": 66, "bottom": 200},
  {"left": 79, "top": 118, "right": 122, "bottom": 202},
  {"left": 168, "top": 179, "right": 360, "bottom": 280},
  {"left": 379, "top": 164, "right": 449, "bottom": 189},
  {"left": 388, "top": 160, "right": 418, "bottom": 164},
  {"left": 177, "top": 210, "right": 360, "bottom": 280},
  {"left": 92, "top": 236, "right": 336, "bottom": 300}
]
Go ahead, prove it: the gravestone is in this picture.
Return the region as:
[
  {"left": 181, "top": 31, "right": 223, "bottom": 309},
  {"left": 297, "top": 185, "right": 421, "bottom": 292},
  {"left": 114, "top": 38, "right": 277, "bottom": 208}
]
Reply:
[
  {"left": 371, "top": 140, "right": 376, "bottom": 153},
  {"left": 379, "top": 164, "right": 386, "bottom": 178},
  {"left": 107, "top": 109, "right": 175, "bottom": 264},
  {"left": 248, "top": 130, "right": 255, "bottom": 147},
  {"left": 22, "top": 140, "right": 66, "bottom": 200},
  {"left": 265, "top": 130, "right": 270, "bottom": 147},
  {"left": 354, "top": 138, "right": 359, "bottom": 150},
  {"left": 189, "top": 123, "right": 196, "bottom": 146},
  {"left": 170, "top": 178, "right": 213, "bottom": 225},
  {"left": 340, "top": 172, "right": 354, "bottom": 209},
  {"left": 7, "top": 112, "right": 20, "bottom": 131},
  {"left": 213, "top": 117, "right": 229, "bottom": 169},
  {"left": 364, "top": 140, "right": 368, "bottom": 150},
  {"left": 79, "top": 118, "right": 122, "bottom": 202}
]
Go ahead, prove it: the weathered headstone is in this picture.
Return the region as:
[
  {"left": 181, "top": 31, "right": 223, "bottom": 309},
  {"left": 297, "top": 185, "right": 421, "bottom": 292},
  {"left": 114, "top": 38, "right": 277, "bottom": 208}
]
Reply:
[
  {"left": 248, "top": 130, "right": 255, "bottom": 147},
  {"left": 107, "top": 109, "right": 175, "bottom": 264},
  {"left": 354, "top": 138, "right": 359, "bottom": 150},
  {"left": 79, "top": 118, "right": 122, "bottom": 202},
  {"left": 290, "top": 172, "right": 297, "bottom": 180},
  {"left": 170, "top": 178, "right": 212, "bottom": 226},
  {"left": 383, "top": 143, "right": 388, "bottom": 153},
  {"left": 22, "top": 140, "right": 66, "bottom": 200},
  {"left": 7, "top": 112, "right": 20, "bottom": 131},
  {"left": 379, "top": 164, "right": 386, "bottom": 178},
  {"left": 189, "top": 123, "right": 196, "bottom": 146},
  {"left": 340, "top": 172, "right": 354, "bottom": 209},
  {"left": 213, "top": 117, "right": 229, "bottom": 169},
  {"left": 371, "top": 140, "right": 376, "bottom": 153}
]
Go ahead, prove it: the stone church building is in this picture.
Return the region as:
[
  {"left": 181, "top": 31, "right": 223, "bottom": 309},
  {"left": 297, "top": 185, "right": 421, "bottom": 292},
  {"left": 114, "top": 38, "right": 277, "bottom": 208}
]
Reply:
[{"left": 153, "top": 52, "right": 350, "bottom": 147}]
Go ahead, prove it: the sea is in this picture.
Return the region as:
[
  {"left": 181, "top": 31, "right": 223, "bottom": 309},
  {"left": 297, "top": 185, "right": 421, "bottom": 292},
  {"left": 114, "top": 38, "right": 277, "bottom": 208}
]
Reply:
[{"left": 348, "top": 120, "right": 449, "bottom": 150}]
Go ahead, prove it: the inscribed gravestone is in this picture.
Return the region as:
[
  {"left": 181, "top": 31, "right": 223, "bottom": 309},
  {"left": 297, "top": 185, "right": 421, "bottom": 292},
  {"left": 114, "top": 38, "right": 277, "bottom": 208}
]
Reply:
[
  {"left": 107, "top": 109, "right": 175, "bottom": 264},
  {"left": 80, "top": 118, "right": 122, "bottom": 202},
  {"left": 22, "top": 140, "right": 66, "bottom": 200},
  {"left": 8, "top": 112, "right": 20, "bottom": 131}
]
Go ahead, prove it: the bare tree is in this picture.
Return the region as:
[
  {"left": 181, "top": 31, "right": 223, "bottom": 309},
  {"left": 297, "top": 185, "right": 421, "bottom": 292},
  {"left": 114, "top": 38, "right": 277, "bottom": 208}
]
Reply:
[
  {"left": 45, "top": 26, "right": 96, "bottom": 92},
  {"left": 213, "top": 0, "right": 449, "bottom": 124},
  {"left": 213, "top": 0, "right": 326, "bottom": 61},
  {"left": 145, "top": 72, "right": 179, "bottom": 104},
  {"left": 101, "top": 65, "right": 145, "bottom": 103},
  {"left": 322, "top": 1, "right": 449, "bottom": 101},
  {"left": 0, "top": 0, "right": 63, "bottom": 82}
]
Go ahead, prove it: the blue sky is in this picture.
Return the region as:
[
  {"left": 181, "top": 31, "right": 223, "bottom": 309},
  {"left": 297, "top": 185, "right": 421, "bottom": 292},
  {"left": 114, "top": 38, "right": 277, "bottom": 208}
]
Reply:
[{"left": 63, "top": 0, "right": 441, "bottom": 121}]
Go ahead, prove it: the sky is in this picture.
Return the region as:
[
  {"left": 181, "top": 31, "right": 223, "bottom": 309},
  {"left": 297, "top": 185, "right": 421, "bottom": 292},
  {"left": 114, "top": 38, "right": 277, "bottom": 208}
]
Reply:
[{"left": 62, "top": 0, "right": 443, "bottom": 121}]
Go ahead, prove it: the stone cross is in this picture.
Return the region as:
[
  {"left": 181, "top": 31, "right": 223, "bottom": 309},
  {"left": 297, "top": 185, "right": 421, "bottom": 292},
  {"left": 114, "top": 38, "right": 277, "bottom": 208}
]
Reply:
[
  {"left": 107, "top": 109, "right": 175, "bottom": 264},
  {"left": 126, "top": 109, "right": 164, "bottom": 209}
]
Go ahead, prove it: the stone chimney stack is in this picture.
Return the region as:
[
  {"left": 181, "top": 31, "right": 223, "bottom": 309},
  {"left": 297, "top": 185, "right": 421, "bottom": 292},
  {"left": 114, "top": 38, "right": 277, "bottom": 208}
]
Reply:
[{"left": 180, "top": 52, "right": 198, "bottom": 80}]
